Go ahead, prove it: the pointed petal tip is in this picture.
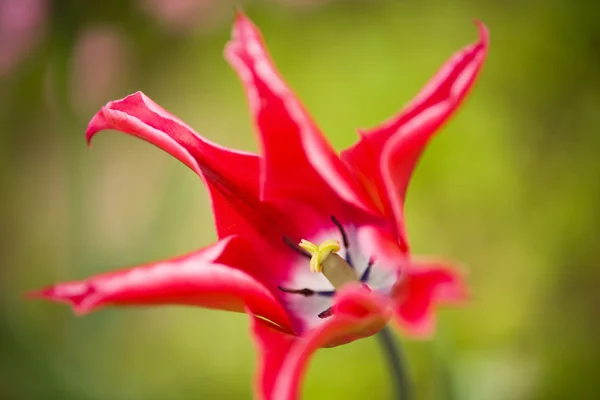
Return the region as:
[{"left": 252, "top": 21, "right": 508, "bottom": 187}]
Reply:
[
  {"left": 230, "top": 7, "right": 254, "bottom": 40},
  {"left": 85, "top": 112, "right": 101, "bottom": 146},
  {"left": 23, "top": 288, "right": 47, "bottom": 300},
  {"left": 26, "top": 282, "right": 87, "bottom": 302},
  {"left": 24, "top": 285, "right": 95, "bottom": 315},
  {"left": 473, "top": 20, "right": 490, "bottom": 51},
  {"left": 24, "top": 285, "right": 67, "bottom": 302},
  {"left": 474, "top": 20, "right": 489, "bottom": 40},
  {"left": 233, "top": 7, "right": 248, "bottom": 21}
]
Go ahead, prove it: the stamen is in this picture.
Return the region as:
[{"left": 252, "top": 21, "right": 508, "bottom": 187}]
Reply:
[
  {"left": 283, "top": 236, "right": 311, "bottom": 259},
  {"left": 299, "top": 238, "right": 358, "bottom": 289},
  {"left": 360, "top": 258, "right": 375, "bottom": 283},
  {"left": 330, "top": 216, "right": 349, "bottom": 247},
  {"left": 299, "top": 239, "right": 341, "bottom": 273},
  {"left": 277, "top": 286, "right": 335, "bottom": 297},
  {"left": 331, "top": 215, "right": 354, "bottom": 268},
  {"left": 318, "top": 307, "right": 334, "bottom": 319}
]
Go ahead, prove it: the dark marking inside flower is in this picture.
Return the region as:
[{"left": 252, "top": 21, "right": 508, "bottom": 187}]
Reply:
[
  {"left": 278, "top": 286, "right": 335, "bottom": 297},
  {"left": 360, "top": 258, "right": 374, "bottom": 283},
  {"left": 331, "top": 215, "right": 353, "bottom": 268},
  {"left": 318, "top": 307, "right": 334, "bottom": 319},
  {"left": 283, "top": 236, "right": 311, "bottom": 259}
]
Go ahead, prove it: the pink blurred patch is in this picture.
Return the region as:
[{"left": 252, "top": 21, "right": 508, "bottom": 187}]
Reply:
[
  {"left": 0, "top": 0, "right": 48, "bottom": 77},
  {"left": 70, "top": 26, "right": 131, "bottom": 112},
  {"left": 138, "top": 0, "right": 228, "bottom": 34}
]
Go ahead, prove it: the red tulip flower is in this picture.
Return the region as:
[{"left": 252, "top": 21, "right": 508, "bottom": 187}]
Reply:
[{"left": 30, "top": 12, "right": 488, "bottom": 400}]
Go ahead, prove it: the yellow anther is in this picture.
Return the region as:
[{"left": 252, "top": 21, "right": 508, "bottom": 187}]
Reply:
[{"left": 299, "top": 239, "right": 341, "bottom": 273}]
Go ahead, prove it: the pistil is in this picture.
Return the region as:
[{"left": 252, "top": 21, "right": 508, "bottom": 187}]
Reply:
[{"left": 299, "top": 239, "right": 358, "bottom": 289}]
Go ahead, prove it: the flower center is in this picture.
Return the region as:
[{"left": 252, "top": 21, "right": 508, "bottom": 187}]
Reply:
[
  {"left": 298, "top": 238, "right": 359, "bottom": 289},
  {"left": 278, "top": 216, "right": 374, "bottom": 319}
]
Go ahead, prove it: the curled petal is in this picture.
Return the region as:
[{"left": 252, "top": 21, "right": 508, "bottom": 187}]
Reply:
[
  {"left": 28, "top": 236, "right": 293, "bottom": 332},
  {"left": 391, "top": 260, "right": 468, "bottom": 338},
  {"left": 342, "top": 22, "right": 489, "bottom": 250},
  {"left": 86, "top": 91, "right": 272, "bottom": 240},
  {"left": 87, "top": 91, "right": 260, "bottom": 191},
  {"left": 252, "top": 284, "right": 392, "bottom": 400},
  {"left": 225, "top": 11, "right": 379, "bottom": 215}
]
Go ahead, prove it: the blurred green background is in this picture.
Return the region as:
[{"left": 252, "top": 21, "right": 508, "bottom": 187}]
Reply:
[{"left": 2, "top": 0, "right": 599, "bottom": 399}]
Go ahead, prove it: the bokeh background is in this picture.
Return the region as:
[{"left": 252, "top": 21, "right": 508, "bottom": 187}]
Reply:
[{"left": 2, "top": 0, "right": 599, "bottom": 399}]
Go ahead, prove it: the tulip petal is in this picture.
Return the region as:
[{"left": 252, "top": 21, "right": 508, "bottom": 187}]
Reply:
[
  {"left": 225, "top": 12, "right": 379, "bottom": 215},
  {"left": 28, "top": 236, "right": 292, "bottom": 331},
  {"left": 86, "top": 91, "right": 271, "bottom": 240},
  {"left": 342, "top": 22, "right": 489, "bottom": 250},
  {"left": 252, "top": 284, "right": 391, "bottom": 399},
  {"left": 391, "top": 260, "right": 467, "bottom": 338}
]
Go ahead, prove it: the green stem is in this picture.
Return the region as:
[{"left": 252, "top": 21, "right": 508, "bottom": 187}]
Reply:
[{"left": 377, "top": 326, "right": 412, "bottom": 399}]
